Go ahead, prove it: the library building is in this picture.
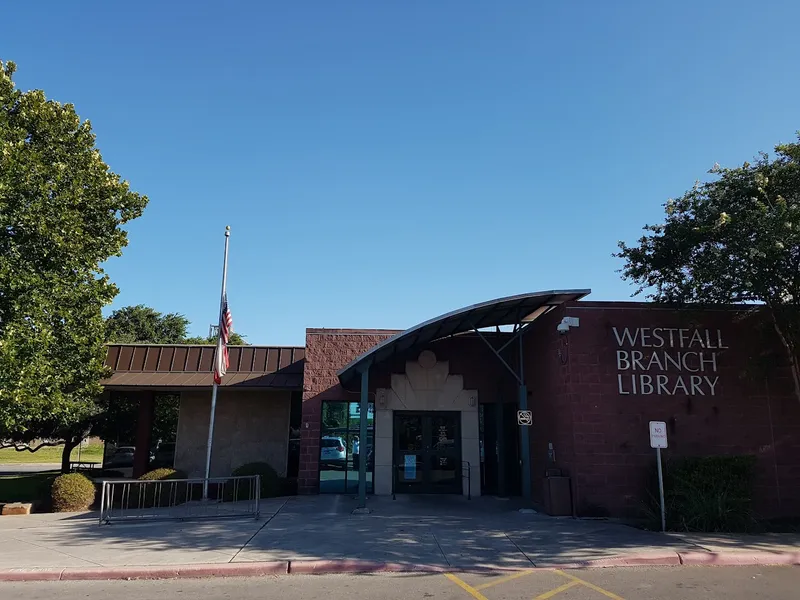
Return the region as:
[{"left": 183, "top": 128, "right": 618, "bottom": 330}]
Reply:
[{"left": 101, "top": 290, "right": 800, "bottom": 519}]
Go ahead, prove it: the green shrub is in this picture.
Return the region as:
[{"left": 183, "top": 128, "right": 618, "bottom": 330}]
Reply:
[
  {"left": 647, "top": 455, "right": 757, "bottom": 532},
  {"left": 137, "top": 468, "right": 188, "bottom": 507},
  {"left": 138, "top": 468, "right": 186, "bottom": 481},
  {"left": 231, "top": 462, "right": 282, "bottom": 498},
  {"left": 51, "top": 473, "right": 96, "bottom": 512}
]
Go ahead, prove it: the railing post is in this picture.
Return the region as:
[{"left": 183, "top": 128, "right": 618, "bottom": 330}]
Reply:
[
  {"left": 99, "top": 481, "right": 107, "bottom": 525},
  {"left": 462, "top": 461, "right": 471, "bottom": 500}
]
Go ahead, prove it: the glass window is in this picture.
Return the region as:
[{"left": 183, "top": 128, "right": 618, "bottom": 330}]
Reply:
[{"left": 319, "top": 401, "right": 374, "bottom": 494}]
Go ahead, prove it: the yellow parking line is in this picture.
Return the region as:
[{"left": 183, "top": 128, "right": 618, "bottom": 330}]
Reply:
[
  {"left": 444, "top": 573, "right": 489, "bottom": 600},
  {"left": 474, "top": 569, "right": 535, "bottom": 590},
  {"left": 533, "top": 580, "right": 582, "bottom": 599},
  {"left": 555, "top": 569, "right": 626, "bottom": 600},
  {"left": 444, "top": 573, "right": 490, "bottom": 600}
]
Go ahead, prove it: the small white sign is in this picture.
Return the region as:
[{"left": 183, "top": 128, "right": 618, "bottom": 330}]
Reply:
[
  {"left": 404, "top": 454, "right": 416, "bottom": 479},
  {"left": 517, "top": 410, "right": 533, "bottom": 426},
  {"left": 649, "top": 421, "right": 668, "bottom": 448}
]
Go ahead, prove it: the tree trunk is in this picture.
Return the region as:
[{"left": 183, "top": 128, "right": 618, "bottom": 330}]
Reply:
[
  {"left": 771, "top": 313, "right": 800, "bottom": 405},
  {"left": 60, "top": 437, "right": 80, "bottom": 474}
]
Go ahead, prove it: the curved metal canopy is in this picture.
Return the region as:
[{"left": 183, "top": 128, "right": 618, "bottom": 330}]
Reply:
[{"left": 337, "top": 289, "right": 590, "bottom": 386}]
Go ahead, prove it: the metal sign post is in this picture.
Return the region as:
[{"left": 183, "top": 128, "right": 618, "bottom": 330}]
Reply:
[{"left": 649, "top": 421, "right": 668, "bottom": 532}]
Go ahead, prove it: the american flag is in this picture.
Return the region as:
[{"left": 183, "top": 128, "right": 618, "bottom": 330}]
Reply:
[{"left": 213, "top": 294, "right": 233, "bottom": 384}]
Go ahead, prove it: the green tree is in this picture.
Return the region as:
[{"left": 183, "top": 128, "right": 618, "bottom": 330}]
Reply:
[
  {"left": 105, "top": 305, "right": 190, "bottom": 344},
  {"left": 183, "top": 331, "right": 248, "bottom": 345},
  {"left": 616, "top": 135, "right": 800, "bottom": 401},
  {"left": 0, "top": 60, "right": 148, "bottom": 471}
]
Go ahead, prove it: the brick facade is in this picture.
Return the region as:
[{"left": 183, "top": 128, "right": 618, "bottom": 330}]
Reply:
[
  {"left": 298, "top": 329, "right": 399, "bottom": 494},
  {"left": 526, "top": 302, "right": 800, "bottom": 518},
  {"left": 298, "top": 303, "right": 800, "bottom": 519},
  {"left": 298, "top": 328, "right": 518, "bottom": 494}
]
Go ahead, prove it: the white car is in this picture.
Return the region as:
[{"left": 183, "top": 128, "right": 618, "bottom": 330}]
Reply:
[{"left": 320, "top": 436, "right": 347, "bottom": 469}]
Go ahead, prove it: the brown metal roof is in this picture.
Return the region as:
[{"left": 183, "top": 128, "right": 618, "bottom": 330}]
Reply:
[{"left": 102, "top": 345, "right": 304, "bottom": 391}]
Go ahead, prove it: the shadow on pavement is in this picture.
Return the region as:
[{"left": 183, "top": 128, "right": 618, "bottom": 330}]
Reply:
[{"left": 0, "top": 495, "right": 798, "bottom": 570}]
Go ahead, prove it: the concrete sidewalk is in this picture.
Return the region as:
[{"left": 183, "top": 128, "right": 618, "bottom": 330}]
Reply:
[{"left": 0, "top": 495, "right": 798, "bottom": 580}]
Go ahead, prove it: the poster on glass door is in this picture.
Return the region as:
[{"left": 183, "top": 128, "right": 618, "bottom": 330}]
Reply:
[
  {"left": 404, "top": 455, "right": 416, "bottom": 479},
  {"left": 348, "top": 403, "right": 375, "bottom": 421}
]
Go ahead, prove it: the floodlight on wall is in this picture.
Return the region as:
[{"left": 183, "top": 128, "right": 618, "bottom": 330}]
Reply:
[{"left": 556, "top": 316, "right": 579, "bottom": 335}]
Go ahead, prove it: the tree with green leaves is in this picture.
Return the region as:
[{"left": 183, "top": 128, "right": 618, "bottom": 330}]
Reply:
[
  {"left": 183, "top": 331, "right": 248, "bottom": 345},
  {"left": 616, "top": 134, "right": 800, "bottom": 401},
  {"left": 106, "top": 305, "right": 190, "bottom": 344},
  {"left": 106, "top": 304, "right": 248, "bottom": 345},
  {"left": 0, "top": 60, "right": 148, "bottom": 471}
]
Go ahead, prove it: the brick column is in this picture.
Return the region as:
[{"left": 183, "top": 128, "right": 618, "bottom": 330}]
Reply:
[{"left": 297, "top": 397, "right": 321, "bottom": 494}]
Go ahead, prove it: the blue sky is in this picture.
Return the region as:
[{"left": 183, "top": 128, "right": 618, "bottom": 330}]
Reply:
[{"left": 4, "top": 2, "right": 799, "bottom": 345}]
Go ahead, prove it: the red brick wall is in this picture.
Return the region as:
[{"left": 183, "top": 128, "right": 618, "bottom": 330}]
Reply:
[
  {"left": 534, "top": 302, "right": 800, "bottom": 518},
  {"left": 298, "top": 329, "right": 399, "bottom": 494},
  {"left": 525, "top": 306, "right": 575, "bottom": 507}
]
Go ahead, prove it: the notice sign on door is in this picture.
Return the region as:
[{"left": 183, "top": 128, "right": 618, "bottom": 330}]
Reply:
[
  {"left": 404, "top": 454, "right": 416, "bottom": 479},
  {"left": 649, "top": 421, "right": 668, "bottom": 448},
  {"left": 517, "top": 410, "right": 533, "bottom": 426}
]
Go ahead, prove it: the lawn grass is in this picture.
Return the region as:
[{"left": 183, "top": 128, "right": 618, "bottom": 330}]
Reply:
[
  {"left": 0, "top": 442, "right": 104, "bottom": 464},
  {"left": 0, "top": 472, "right": 58, "bottom": 503}
]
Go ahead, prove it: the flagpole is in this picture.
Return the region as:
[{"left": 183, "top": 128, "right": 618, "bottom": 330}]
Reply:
[{"left": 203, "top": 225, "right": 230, "bottom": 499}]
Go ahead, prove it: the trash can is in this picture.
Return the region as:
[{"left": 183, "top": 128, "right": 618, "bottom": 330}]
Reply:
[{"left": 543, "top": 474, "right": 572, "bottom": 516}]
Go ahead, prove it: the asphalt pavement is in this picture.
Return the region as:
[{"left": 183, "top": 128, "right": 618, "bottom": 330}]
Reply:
[
  {"left": 2, "top": 566, "right": 799, "bottom": 599},
  {"left": 0, "top": 463, "right": 62, "bottom": 474}
]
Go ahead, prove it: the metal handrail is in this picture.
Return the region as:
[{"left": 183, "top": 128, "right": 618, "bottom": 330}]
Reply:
[
  {"left": 462, "top": 460, "right": 471, "bottom": 500},
  {"left": 98, "top": 475, "right": 261, "bottom": 525}
]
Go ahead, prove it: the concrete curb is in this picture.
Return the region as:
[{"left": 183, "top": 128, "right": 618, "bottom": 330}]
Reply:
[
  {"left": 1, "top": 552, "right": 799, "bottom": 582},
  {"left": 0, "top": 562, "right": 288, "bottom": 582},
  {"left": 678, "top": 551, "right": 800, "bottom": 566},
  {"left": 288, "top": 560, "right": 446, "bottom": 574},
  {"left": 537, "top": 551, "right": 683, "bottom": 569}
]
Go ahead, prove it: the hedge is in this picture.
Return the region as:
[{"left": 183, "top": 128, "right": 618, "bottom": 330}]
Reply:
[
  {"left": 231, "top": 462, "right": 283, "bottom": 498},
  {"left": 649, "top": 455, "right": 757, "bottom": 532}
]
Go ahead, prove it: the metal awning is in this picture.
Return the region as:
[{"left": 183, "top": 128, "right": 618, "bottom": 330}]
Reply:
[
  {"left": 337, "top": 289, "right": 590, "bottom": 386},
  {"left": 102, "top": 344, "right": 305, "bottom": 391}
]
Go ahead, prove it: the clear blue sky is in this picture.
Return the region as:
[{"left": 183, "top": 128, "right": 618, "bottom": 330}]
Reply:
[{"left": 5, "top": 2, "right": 799, "bottom": 345}]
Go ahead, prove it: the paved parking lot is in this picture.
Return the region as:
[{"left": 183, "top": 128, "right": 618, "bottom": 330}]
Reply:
[
  {"left": 3, "top": 566, "right": 799, "bottom": 599},
  {"left": 444, "top": 565, "right": 800, "bottom": 600}
]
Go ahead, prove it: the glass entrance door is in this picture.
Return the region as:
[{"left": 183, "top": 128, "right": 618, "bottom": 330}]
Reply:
[{"left": 393, "top": 411, "right": 461, "bottom": 494}]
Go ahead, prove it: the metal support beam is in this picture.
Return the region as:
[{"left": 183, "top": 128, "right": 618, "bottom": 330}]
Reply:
[
  {"left": 497, "top": 321, "right": 535, "bottom": 355},
  {"left": 357, "top": 365, "right": 369, "bottom": 509},
  {"left": 519, "top": 329, "right": 532, "bottom": 502},
  {"left": 473, "top": 319, "right": 533, "bottom": 503},
  {"left": 472, "top": 326, "right": 522, "bottom": 384}
]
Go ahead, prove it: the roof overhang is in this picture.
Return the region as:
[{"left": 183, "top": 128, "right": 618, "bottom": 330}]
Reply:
[
  {"left": 102, "top": 344, "right": 304, "bottom": 392},
  {"left": 337, "top": 289, "right": 590, "bottom": 386}
]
